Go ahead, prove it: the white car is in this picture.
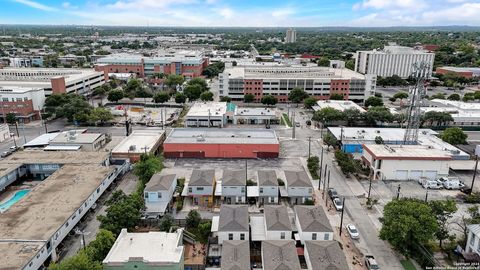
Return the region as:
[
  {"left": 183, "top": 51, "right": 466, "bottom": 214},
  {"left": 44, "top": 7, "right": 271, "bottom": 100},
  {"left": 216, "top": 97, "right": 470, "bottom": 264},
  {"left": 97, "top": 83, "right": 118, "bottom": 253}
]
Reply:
[
  {"left": 346, "top": 224, "right": 360, "bottom": 239},
  {"left": 333, "top": 198, "right": 343, "bottom": 211}
]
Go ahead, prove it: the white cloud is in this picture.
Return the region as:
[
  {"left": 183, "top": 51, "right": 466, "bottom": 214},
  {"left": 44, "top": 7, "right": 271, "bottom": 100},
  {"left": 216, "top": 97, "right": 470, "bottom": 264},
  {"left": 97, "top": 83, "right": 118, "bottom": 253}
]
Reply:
[
  {"left": 271, "top": 7, "right": 296, "bottom": 18},
  {"left": 355, "top": 0, "right": 426, "bottom": 9},
  {"left": 217, "top": 8, "right": 233, "bottom": 18},
  {"left": 13, "top": 0, "right": 58, "bottom": 11},
  {"left": 106, "top": 0, "right": 197, "bottom": 10}
]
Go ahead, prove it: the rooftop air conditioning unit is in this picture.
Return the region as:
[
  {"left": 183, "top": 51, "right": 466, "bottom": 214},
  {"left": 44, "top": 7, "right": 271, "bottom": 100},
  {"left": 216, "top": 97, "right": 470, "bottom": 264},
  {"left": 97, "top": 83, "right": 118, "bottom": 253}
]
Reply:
[
  {"left": 375, "top": 130, "right": 380, "bottom": 133},
  {"left": 129, "top": 145, "right": 136, "bottom": 151}
]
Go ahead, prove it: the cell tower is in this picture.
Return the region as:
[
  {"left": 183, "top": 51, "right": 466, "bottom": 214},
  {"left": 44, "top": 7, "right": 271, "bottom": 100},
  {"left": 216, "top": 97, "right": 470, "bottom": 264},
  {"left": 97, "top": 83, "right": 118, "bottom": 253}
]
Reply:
[{"left": 403, "top": 62, "right": 430, "bottom": 144}]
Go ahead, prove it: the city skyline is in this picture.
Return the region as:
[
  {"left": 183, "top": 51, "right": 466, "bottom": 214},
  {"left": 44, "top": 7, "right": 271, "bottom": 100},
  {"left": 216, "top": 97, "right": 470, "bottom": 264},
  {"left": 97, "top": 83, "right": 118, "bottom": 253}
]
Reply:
[{"left": 1, "top": 0, "right": 480, "bottom": 27}]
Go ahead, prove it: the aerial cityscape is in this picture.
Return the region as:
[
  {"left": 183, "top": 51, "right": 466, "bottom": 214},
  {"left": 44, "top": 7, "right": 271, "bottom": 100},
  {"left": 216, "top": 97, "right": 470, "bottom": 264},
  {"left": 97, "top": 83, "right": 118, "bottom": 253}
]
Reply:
[{"left": 1, "top": 1, "right": 480, "bottom": 270}]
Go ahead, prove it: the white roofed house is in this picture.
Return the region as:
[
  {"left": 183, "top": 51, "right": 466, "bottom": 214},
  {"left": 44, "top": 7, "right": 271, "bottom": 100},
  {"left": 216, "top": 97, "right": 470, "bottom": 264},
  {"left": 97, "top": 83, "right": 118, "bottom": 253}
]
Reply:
[
  {"left": 221, "top": 169, "right": 246, "bottom": 204},
  {"left": 284, "top": 170, "right": 314, "bottom": 204},
  {"left": 257, "top": 170, "right": 279, "bottom": 205},
  {"left": 144, "top": 174, "right": 177, "bottom": 218},
  {"left": 264, "top": 205, "right": 292, "bottom": 240},
  {"left": 213, "top": 205, "right": 249, "bottom": 244},
  {"left": 294, "top": 205, "right": 334, "bottom": 244}
]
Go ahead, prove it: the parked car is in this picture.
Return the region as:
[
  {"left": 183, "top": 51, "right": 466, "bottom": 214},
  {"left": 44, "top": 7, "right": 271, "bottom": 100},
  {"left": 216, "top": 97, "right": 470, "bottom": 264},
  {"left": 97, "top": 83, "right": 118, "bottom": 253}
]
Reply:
[
  {"left": 306, "top": 120, "right": 312, "bottom": 126},
  {"left": 328, "top": 188, "right": 338, "bottom": 200},
  {"left": 346, "top": 224, "right": 360, "bottom": 239},
  {"left": 422, "top": 180, "right": 443, "bottom": 189},
  {"left": 295, "top": 122, "right": 301, "bottom": 127},
  {"left": 365, "top": 255, "right": 380, "bottom": 270},
  {"left": 1, "top": 151, "right": 11, "bottom": 158},
  {"left": 333, "top": 197, "right": 343, "bottom": 211},
  {"left": 443, "top": 179, "right": 466, "bottom": 190},
  {"left": 460, "top": 186, "right": 472, "bottom": 194}
]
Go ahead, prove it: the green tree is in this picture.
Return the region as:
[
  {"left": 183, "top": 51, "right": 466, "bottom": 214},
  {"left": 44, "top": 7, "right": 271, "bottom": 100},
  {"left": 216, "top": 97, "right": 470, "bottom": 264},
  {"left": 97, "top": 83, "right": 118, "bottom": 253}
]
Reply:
[
  {"left": 107, "top": 89, "right": 124, "bottom": 103},
  {"left": 55, "top": 95, "right": 93, "bottom": 122},
  {"left": 89, "top": 107, "right": 114, "bottom": 124},
  {"left": 428, "top": 200, "right": 457, "bottom": 248},
  {"left": 84, "top": 229, "right": 116, "bottom": 262},
  {"left": 303, "top": 97, "right": 317, "bottom": 109},
  {"left": 165, "top": 74, "right": 185, "bottom": 89},
  {"left": 430, "top": 93, "right": 446, "bottom": 100},
  {"left": 183, "top": 84, "right": 203, "bottom": 101},
  {"left": 174, "top": 92, "right": 187, "bottom": 104},
  {"left": 393, "top": 92, "right": 409, "bottom": 99},
  {"left": 364, "top": 106, "right": 394, "bottom": 126},
  {"left": 220, "top": 96, "right": 232, "bottom": 102},
  {"left": 187, "top": 78, "right": 208, "bottom": 92},
  {"left": 447, "top": 93, "right": 461, "bottom": 101},
  {"left": 343, "top": 108, "right": 363, "bottom": 126},
  {"left": 288, "top": 88, "right": 309, "bottom": 104},
  {"left": 474, "top": 91, "right": 480, "bottom": 100},
  {"left": 463, "top": 93, "right": 475, "bottom": 102},
  {"left": 365, "top": 96, "right": 384, "bottom": 107},
  {"left": 323, "top": 133, "right": 338, "bottom": 149},
  {"left": 153, "top": 92, "right": 170, "bottom": 103},
  {"left": 98, "top": 192, "right": 143, "bottom": 235},
  {"left": 186, "top": 210, "right": 201, "bottom": 229},
  {"left": 312, "top": 107, "right": 344, "bottom": 123},
  {"left": 159, "top": 214, "right": 174, "bottom": 232},
  {"left": 334, "top": 150, "right": 356, "bottom": 175},
  {"left": 6, "top": 113, "right": 16, "bottom": 124},
  {"left": 261, "top": 95, "right": 278, "bottom": 105},
  {"left": 134, "top": 154, "right": 163, "bottom": 185},
  {"left": 375, "top": 136, "right": 384, "bottom": 144},
  {"left": 422, "top": 111, "right": 453, "bottom": 126},
  {"left": 317, "top": 57, "right": 329, "bottom": 67},
  {"left": 329, "top": 93, "right": 344, "bottom": 100},
  {"left": 244, "top": 93, "right": 255, "bottom": 103},
  {"left": 429, "top": 80, "right": 441, "bottom": 87},
  {"left": 200, "top": 91, "right": 214, "bottom": 101},
  {"left": 124, "top": 78, "right": 142, "bottom": 95},
  {"left": 49, "top": 252, "right": 102, "bottom": 270},
  {"left": 197, "top": 221, "right": 212, "bottom": 244},
  {"left": 440, "top": 127, "right": 468, "bottom": 145},
  {"left": 380, "top": 198, "right": 438, "bottom": 256}
]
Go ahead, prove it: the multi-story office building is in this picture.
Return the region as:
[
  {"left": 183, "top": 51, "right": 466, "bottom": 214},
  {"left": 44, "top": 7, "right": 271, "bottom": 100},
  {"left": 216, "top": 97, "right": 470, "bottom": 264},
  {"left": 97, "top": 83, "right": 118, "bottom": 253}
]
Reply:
[
  {"left": 0, "top": 86, "right": 46, "bottom": 122},
  {"left": 285, "top": 28, "right": 297, "bottom": 43},
  {"left": 9, "top": 56, "right": 44, "bottom": 67},
  {"left": 355, "top": 45, "right": 435, "bottom": 78},
  {"left": 0, "top": 67, "right": 106, "bottom": 96},
  {"left": 95, "top": 50, "right": 209, "bottom": 79},
  {"left": 219, "top": 63, "right": 376, "bottom": 103}
]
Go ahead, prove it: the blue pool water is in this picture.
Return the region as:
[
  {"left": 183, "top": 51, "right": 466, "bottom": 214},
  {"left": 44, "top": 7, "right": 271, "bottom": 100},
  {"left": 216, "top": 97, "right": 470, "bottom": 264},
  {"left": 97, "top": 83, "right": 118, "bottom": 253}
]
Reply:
[{"left": 0, "top": 189, "right": 30, "bottom": 212}]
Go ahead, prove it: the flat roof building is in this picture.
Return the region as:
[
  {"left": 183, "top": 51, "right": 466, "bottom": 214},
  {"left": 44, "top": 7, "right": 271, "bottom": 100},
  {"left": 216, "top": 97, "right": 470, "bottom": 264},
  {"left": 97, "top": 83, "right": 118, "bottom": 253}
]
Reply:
[
  {"left": 0, "top": 86, "right": 45, "bottom": 122},
  {"left": 112, "top": 130, "right": 166, "bottom": 162},
  {"left": 233, "top": 106, "right": 278, "bottom": 125},
  {"left": 436, "top": 66, "right": 480, "bottom": 78},
  {"left": 185, "top": 102, "right": 227, "bottom": 128},
  {"left": 48, "top": 131, "right": 106, "bottom": 151},
  {"left": 421, "top": 99, "right": 480, "bottom": 127},
  {"left": 313, "top": 99, "right": 366, "bottom": 113},
  {"left": 164, "top": 128, "right": 280, "bottom": 158},
  {"left": 103, "top": 229, "right": 184, "bottom": 270}
]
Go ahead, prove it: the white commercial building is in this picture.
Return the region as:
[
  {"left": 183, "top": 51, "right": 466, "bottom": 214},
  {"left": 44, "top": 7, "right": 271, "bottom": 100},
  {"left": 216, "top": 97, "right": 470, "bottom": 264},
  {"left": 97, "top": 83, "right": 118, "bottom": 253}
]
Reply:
[
  {"left": 355, "top": 45, "right": 435, "bottom": 78},
  {"left": 185, "top": 102, "right": 227, "bottom": 127},
  {"left": 313, "top": 99, "right": 366, "bottom": 113},
  {"left": 422, "top": 99, "right": 480, "bottom": 127},
  {"left": 362, "top": 144, "right": 452, "bottom": 181},
  {"left": 233, "top": 106, "right": 277, "bottom": 125},
  {"left": 47, "top": 131, "right": 106, "bottom": 151},
  {"left": 0, "top": 86, "right": 46, "bottom": 109},
  {"left": 219, "top": 63, "right": 376, "bottom": 103}
]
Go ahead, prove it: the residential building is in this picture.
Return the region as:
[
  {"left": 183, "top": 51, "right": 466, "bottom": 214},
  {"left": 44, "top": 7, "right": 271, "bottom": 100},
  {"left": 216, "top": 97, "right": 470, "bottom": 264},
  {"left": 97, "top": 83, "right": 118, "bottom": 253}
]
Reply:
[
  {"left": 95, "top": 50, "right": 209, "bottom": 79},
  {"left": 221, "top": 240, "right": 250, "bottom": 270},
  {"left": 144, "top": 174, "right": 177, "bottom": 218},
  {"left": 0, "top": 86, "right": 45, "bottom": 122},
  {"left": 103, "top": 229, "right": 184, "bottom": 270},
  {"left": 187, "top": 169, "right": 215, "bottom": 207},
  {"left": 355, "top": 45, "right": 435, "bottom": 78},
  {"left": 47, "top": 132, "right": 106, "bottom": 151},
  {"left": 284, "top": 170, "right": 314, "bottom": 204},
  {"left": 163, "top": 128, "right": 280, "bottom": 158},
  {"left": 466, "top": 224, "right": 480, "bottom": 256},
  {"left": 219, "top": 63, "right": 376, "bottom": 103},
  {"left": 257, "top": 170, "right": 279, "bottom": 204},
  {"left": 285, "top": 28, "right": 297, "bottom": 43},
  {"left": 0, "top": 151, "right": 128, "bottom": 270},
  {"left": 184, "top": 102, "right": 227, "bottom": 128},
  {"left": 294, "top": 205, "right": 334, "bottom": 244},
  {"left": 362, "top": 144, "right": 452, "bottom": 181},
  {"left": 216, "top": 205, "right": 249, "bottom": 244},
  {"left": 436, "top": 66, "right": 480, "bottom": 78},
  {"left": 221, "top": 169, "right": 246, "bottom": 204},
  {"left": 112, "top": 130, "right": 166, "bottom": 163},
  {"left": 421, "top": 99, "right": 480, "bottom": 127},
  {"left": 304, "top": 241, "right": 349, "bottom": 270},
  {"left": 264, "top": 205, "right": 292, "bottom": 240},
  {"left": 0, "top": 67, "right": 106, "bottom": 96},
  {"left": 313, "top": 99, "right": 366, "bottom": 113},
  {"left": 261, "top": 240, "right": 301, "bottom": 270}
]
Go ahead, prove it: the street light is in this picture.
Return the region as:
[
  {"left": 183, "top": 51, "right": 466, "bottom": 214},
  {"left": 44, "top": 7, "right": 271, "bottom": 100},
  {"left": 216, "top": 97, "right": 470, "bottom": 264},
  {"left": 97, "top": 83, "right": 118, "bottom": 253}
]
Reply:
[
  {"left": 471, "top": 145, "right": 480, "bottom": 193},
  {"left": 75, "top": 229, "right": 91, "bottom": 250}
]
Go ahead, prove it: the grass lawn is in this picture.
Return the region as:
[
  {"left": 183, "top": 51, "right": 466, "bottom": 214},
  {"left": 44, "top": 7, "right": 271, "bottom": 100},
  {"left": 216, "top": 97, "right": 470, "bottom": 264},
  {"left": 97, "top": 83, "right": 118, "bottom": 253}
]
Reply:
[
  {"left": 400, "top": 259, "right": 417, "bottom": 270},
  {"left": 282, "top": 113, "right": 292, "bottom": 127}
]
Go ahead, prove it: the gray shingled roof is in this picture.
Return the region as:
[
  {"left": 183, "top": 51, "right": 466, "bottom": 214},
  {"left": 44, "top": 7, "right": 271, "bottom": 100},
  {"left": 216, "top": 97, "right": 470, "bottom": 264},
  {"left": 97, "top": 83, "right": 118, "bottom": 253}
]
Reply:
[
  {"left": 145, "top": 174, "right": 176, "bottom": 191},
  {"left": 294, "top": 205, "right": 333, "bottom": 233},
  {"left": 222, "top": 169, "right": 246, "bottom": 186},
  {"left": 189, "top": 169, "right": 215, "bottom": 186},
  {"left": 219, "top": 205, "right": 249, "bottom": 232},
  {"left": 221, "top": 240, "right": 250, "bottom": 270},
  {"left": 304, "top": 241, "right": 349, "bottom": 270},
  {"left": 284, "top": 170, "right": 312, "bottom": 188},
  {"left": 262, "top": 240, "right": 301, "bottom": 270},
  {"left": 264, "top": 205, "right": 292, "bottom": 231},
  {"left": 257, "top": 170, "right": 278, "bottom": 186}
]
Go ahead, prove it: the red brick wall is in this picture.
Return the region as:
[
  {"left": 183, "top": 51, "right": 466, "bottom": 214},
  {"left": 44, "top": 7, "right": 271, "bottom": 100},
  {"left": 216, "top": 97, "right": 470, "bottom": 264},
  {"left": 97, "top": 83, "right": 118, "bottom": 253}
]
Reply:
[
  {"left": 1, "top": 99, "right": 38, "bottom": 119},
  {"left": 163, "top": 143, "right": 279, "bottom": 158},
  {"left": 51, "top": 77, "right": 66, "bottom": 94},
  {"left": 329, "top": 79, "right": 350, "bottom": 100},
  {"left": 244, "top": 79, "right": 264, "bottom": 102},
  {"left": 436, "top": 68, "right": 473, "bottom": 79}
]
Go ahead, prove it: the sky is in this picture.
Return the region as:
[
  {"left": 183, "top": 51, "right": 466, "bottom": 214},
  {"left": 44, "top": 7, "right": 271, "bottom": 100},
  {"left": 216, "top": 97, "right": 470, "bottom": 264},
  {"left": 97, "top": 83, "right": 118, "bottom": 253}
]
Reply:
[{"left": 0, "top": 0, "right": 479, "bottom": 27}]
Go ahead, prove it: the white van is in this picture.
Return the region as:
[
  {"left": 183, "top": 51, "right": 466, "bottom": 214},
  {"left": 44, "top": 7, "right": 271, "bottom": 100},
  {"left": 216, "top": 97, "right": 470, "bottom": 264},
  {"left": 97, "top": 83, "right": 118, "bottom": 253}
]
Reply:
[
  {"left": 423, "top": 180, "right": 443, "bottom": 189},
  {"left": 443, "top": 179, "right": 465, "bottom": 190}
]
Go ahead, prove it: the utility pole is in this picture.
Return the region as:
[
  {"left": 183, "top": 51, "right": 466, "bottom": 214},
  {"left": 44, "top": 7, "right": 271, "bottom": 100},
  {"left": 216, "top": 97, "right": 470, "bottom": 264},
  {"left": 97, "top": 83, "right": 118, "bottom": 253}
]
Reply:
[
  {"left": 471, "top": 154, "right": 479, "bottom": 193},
  {"left": 319, "top": 146, "right": 324, "bottom": 190},
  {"left": 21, "top": 121, "right": 26, "bottom": 143},
  {"left": 161, "top": 107, "right": 164, "bottom": 130},
  {"left": 14, "top": 122, "right": 19, "bottom": 137},
  {"left": 367, "top": 177, "right": 373, "bottom": 200},
  {"left": 12, "top": 134, "right": 17, "bottom": 148},
  {"left": 425, "top": 190, "right": 429, "bottom": 203},
  {"left": 322, "top": 169, "right": 326, "bottom": 198},
  {"left": 308, "top": 136, "right": 311, "bottom": 158},
  {"left": 0, "top": 94, "right": 5, "bottom": 124},
  {"left": 325, "top": 172, "right": 330, "bottom": 205},
  {"left": 291, "top": 111, "right": 295, "bottom": 139},
  {"left": 37, "top": 106, "right": 47, "bottom": 133},
  {"left": 339, "top": 197, "right": 346, "bottom": 236},
  {"left": 245, "top": 159, "right": 248, "bottom": 183},
  {"left": 396, "top": 184, "right": 401, "bottom": 200}
]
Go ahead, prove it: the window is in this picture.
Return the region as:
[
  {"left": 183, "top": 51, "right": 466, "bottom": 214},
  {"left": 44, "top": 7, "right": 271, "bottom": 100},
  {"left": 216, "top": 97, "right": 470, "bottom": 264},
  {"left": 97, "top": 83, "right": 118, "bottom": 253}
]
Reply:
[
  {"left": 270, "top": 197, "right": 275, "bottom": 203},
  {"left": 188, "top": 187, "right": 192, "bottom": 193},
  {"left": 280, "top": 232, "right": 285, "bottom": 239},
  {"left": 324, "top": 234, "right": 330, "bottom": 240},
  {"left": 145, "top": 193, "right": 149, "bottom": 199},
  {"left": 158, "top": 193, "right": 161, "bottom": 198},
  {"left": 197, "top": 187, "right": 204, "bottom": 191},
  {"left": 312, "top": 233, "right": 317, "bottom": 240},
  {"left": 259, "top": 187, "right": 263, "bottom": 193},
  {"left": 240, "top": 233, "right": 245, "bottom": 240},
  {"left": 228, "top": 234, "right": 233, "bottom": 240},
  {"left": 471, "top": 233, "right": 476, "bottom": 246}
]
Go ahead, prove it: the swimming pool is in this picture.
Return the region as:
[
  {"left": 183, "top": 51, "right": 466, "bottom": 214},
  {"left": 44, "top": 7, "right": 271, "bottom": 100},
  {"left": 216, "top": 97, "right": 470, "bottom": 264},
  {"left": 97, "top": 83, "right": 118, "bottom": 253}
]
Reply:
[{"left": 0, "top": 189, "right": 30, "bottom": 212}]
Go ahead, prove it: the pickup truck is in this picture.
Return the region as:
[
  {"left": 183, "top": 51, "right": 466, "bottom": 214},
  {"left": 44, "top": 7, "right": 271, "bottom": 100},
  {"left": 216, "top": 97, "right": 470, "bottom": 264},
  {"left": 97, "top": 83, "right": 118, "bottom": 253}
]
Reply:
[{"left": 365, "top": 255, "right": 380, "bottom": 270}]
